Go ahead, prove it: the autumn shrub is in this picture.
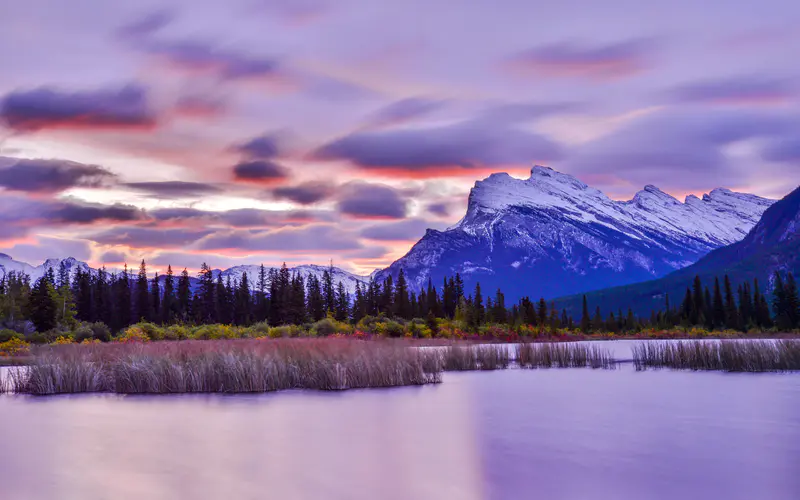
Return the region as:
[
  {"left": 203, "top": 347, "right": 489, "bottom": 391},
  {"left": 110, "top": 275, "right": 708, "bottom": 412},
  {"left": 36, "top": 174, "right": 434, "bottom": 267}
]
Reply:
[
  {"left": 163, "top": 324, "right": 191, "bottom": 341},
  {"left": 116, "top": 326, "right": 151, "bottom": 343},
  {"left": 0, "top": 337, "right": 30, "bottom": 357},
  {"left": 247, "top": 321, "right": 271, "bottom": 338},
  {"left": 0, "top": 329, "right": 22, "bottom": 343},
  {"left": 53, "top": 335, "right": 75, "bottom": 345},
  {"left": 267, "top": 324, "right": 303, "bottom": 338},
  {"left": 191, "top": 324, "right": 240, "bottom": 340},
  {"left": 311, "top": 317, "right": 353, "bottom": 336}
]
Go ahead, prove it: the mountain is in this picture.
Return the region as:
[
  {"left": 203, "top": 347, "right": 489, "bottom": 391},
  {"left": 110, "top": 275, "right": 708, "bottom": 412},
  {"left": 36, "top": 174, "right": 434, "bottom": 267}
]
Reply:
[
  {"left": 217, "top": 264, "right": 368, "bottom": 295},
  {"left": 554, "top": 185, "right": 800, "bottom": 317},
  {"left": 377, "top": 166, "right": 774, "bottom": 301},
  {"left": 0, "top": 255, "right": 369, "bottom": 294},
  {"left": 0, "top": 254, "right": 91, "bottom": 282}
]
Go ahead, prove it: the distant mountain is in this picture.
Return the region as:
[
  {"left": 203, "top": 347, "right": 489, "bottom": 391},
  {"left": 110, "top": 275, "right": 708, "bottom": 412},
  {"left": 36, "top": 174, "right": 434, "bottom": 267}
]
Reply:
[
  {"left": 0, "top": 255, "right": 369, "bottom": 294},
  {"left": 0, "top": 254, "right": 91, "bottom": 282},
  {"left": 554, "top": 185, "right": 800, "bottom": 317},
  {"left": 377, "top": 166, "right": 774, "bottom": 301}
]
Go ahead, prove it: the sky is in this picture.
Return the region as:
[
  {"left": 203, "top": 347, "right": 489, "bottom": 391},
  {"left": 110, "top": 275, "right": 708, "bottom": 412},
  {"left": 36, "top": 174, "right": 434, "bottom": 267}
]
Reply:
[{"left": 1, "top": 0, "right": 799, "bottom": 275}]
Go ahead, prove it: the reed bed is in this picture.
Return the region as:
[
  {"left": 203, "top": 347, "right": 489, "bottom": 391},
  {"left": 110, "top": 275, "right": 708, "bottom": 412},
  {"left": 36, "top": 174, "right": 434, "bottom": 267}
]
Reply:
[
  {"left": 632, "top": 340, "right": 800, "bottom": 372},
  {"left": 440, "top": 345, "right": 511, "bottom": 371},
  {"left": 9, "top": 339, "right": 443, "bottom": 395},
  {"left": 516, "top": 342, "right": 617, "bottom": 369}
]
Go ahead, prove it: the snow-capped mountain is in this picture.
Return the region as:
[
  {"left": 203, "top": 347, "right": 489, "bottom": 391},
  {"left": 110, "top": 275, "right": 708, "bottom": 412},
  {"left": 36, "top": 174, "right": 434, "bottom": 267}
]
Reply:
[
  {"left": 218, "top": 264, "right": 369, "bottom": 295},
  {"left": 0, "top": 254, "right": 92, "bottom": 282},
  {"left": 0, "top": 254, "right": 369, "bottom": 294},
  {"left": 376, "top": 165, "right": 775, "bottom": 301}
]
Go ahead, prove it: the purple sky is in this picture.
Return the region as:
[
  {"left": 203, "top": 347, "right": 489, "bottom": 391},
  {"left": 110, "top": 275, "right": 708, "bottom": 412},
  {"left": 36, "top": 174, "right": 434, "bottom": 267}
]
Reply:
[{"left": 1, "top": 0, "right": 799, "bottom": 273}]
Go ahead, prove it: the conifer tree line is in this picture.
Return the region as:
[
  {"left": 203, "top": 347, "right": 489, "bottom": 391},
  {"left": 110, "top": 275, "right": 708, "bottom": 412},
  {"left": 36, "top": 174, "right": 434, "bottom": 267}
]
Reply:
[{"left": 2, "top": 259, "right": 799, "bottom": 334}]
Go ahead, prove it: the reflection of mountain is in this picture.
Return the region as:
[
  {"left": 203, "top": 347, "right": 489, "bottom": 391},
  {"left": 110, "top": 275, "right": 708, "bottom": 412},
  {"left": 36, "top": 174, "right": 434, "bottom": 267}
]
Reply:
[
  {"left": 554, "top": 185, "right": 800, "bottom": 316},
  {"left": 377, "top": 166, "right": 773, "bottom": 301}
]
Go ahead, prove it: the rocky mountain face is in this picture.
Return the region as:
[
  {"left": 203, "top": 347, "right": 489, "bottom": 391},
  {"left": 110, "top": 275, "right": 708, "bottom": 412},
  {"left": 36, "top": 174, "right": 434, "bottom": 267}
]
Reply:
[
  {"left": 554, "top": 185, "right": 800, "bottom": 317},
  {"left": 377, "top": 166, "right": 774, "bottom": 301}
]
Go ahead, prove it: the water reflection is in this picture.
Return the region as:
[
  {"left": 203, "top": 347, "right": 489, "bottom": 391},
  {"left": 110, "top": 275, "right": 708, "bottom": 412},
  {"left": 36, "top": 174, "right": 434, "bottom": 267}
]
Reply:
[{"left": 1, "top": 350, "right": 799, "bottom": 500}]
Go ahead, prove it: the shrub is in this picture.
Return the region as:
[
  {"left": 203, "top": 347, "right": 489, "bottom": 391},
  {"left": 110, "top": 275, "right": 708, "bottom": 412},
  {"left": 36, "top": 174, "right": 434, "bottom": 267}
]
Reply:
[
  {"left": 407, "top": 319, "right": 432, "bottom": 339},
  {"left": 52, "top": 335, "right": 75, "bottom": 345},
  {"left": 268, "top": 325, "right": 302, "bottom": 338},
  {"left": 163, "top": 325, "right": 190, "bottom": 341},
  {"left": 191, "top": 324, "right": 240, "bottom": 340},
  {"left": 376, "top": 320, "right": 405, "bottom": 338},
  {"left": 0, "top": 329, "right": 23, "bottom": 343},
  {"left": 247, "top": 321, "right": 271, "bottom": 338},
  {"left": 73, "top": 325, "right": 94, "bottom": 343},
  {"left": 311, "top": 317, "right": 352, "bottom": 336},
  {"left": 89, "top": 322, "right": 112, "bottom": 342},
  {"left": 116, "top": 326, "right": 151, "bottom": 343},
  {"left": 0, "top": 337, "right": 30, "bottom": 357}
]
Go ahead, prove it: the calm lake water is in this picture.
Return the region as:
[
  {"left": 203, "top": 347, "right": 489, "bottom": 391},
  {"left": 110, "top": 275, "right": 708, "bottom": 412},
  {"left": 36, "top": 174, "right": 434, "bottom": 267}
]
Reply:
[{"left": 1, "top": 340, "right": 799, "bottom": 500}]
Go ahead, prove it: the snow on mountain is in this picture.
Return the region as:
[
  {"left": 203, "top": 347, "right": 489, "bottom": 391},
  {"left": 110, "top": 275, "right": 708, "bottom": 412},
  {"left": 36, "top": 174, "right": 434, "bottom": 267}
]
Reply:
[
  {"left": 0, "top": 255, "right": 369, "bottom": 294},
  {"left": 219, "top": 264, "right": 369, "bottom": 295},
  {"left": 0, "top": 255, "right": 92, "bottom": 282},
  {"left": 377, "top": 165, "right": 775, "bottom": 301}
]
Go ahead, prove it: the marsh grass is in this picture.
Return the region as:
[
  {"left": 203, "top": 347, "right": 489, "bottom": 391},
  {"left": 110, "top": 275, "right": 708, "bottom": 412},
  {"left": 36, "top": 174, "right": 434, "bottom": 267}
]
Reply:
[
  {"left": 10, "top": 339, "right": 443, "bottom": 395},
  {"left": 516, "top": 342, "right": 616, "bottom": 369},
  {"left": 440, "top": 345, "right": 510, "bottom": 371},
  {"left": 632, "top": 340, "right": 800, "bottom": 372}
]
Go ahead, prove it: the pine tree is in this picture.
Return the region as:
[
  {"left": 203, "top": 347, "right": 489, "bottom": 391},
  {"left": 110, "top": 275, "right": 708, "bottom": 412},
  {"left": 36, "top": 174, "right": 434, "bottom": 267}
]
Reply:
[
  {"left": 307, "top": 274, "right": 325, "bottom": 321},
  {"left": 255, "top": 264, "right": 269, "bottom": 322},
  {"left": 723, "top": 275, "right": 739, "bottom": 330},
  {"left": 135, "top": 260, "right": 151, "bottom": 322},
  {"left": 785, "top": 273, "right": 799, "bottom": 329},
  {"left": 94, "top": 267, "right": 112, "bottom": 327},
  {"left": 27, "top": 276, "right": 58, "bottom": 332},
  {"left": 580, "top": 295, "right": 590, "bottom": 332},
  {"left": 289, "top": 274, "right": 307, "bottom": 325},
  {"left": 198, "top": 263, "right": 215, "bottom": 323},
  {"left": 712, "top": 278, "right": 725, "bottom": 328},
  {"left": 592, "top": 306, "right": 603, "bottom": 331},
  {"left": 162, "top": 266, "right": 175, "bottom": 324},
  {"left": 537, "top": 298, "right": 548, "bottom": 326},
  {"left": 113, "top": 265, "right": 132, "bottom": 331},
  {"left": 234, "top": 272, "right": 252, "bottom": 325},
  {"left": 322, "top": 267, "right": 335, "bottom": 314},
  {"left": 471, "top": 283, "right": 484, "bottom": 327},
  {"left": 335, "top": 281, "right": 349, "bottom": 322},
  {"left": 177, "top": 268, "right": 191, "bottom": 322},
  {"left": 150, "top": 271, "right": 161, "bottom": 323},
  {"left": 691, "top": 275, "right": 704, "bottom": 326},
  {"left": 394, "top": 269, "right": 411, "bottom": 319},
  {"left": 493, "top": 288, "right": 507, "bottom": 324}
]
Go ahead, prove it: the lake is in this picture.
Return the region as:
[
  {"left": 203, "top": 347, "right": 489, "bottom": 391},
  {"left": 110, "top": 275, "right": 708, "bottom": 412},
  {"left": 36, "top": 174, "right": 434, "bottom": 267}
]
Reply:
[{"left": 1, "top": 340, "right": 799, "bottom": 500}]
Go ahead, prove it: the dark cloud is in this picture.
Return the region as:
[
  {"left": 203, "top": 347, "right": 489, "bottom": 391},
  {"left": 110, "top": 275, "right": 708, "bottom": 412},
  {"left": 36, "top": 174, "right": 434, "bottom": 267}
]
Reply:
[
  {"left": 99, "top": 250, "right": 127, "bottom": 263},
  {"left": 232, "top": 160, "right": 289, "bottom": 183},
  {"left": 367, "top": 97, "right": 446, "bottom": 127},
  {"left": 235, "top": 134, "right": 281, "bottom": 159},
  {"left": 337, "top": 182, "right": 408, "bottom": 219},
  {"left": 668, "top": 76, "right": 794, "bottom": 106},
  {"left": 47, "top": 201, "right": 145, "bottom": 224},
  {"left": 360, "top": 218, "right": 437, "bottom": 241},
  {"left": 762, "top": 138, "right": 800, "bottom": 163},
  {"left": 0, "top": 84, "right": 156, "bottom": 132},
  {"left": 89, "top": 226, "right": 213, "bottom": 248},
  {"left": 272, "top": 181, "right": 333, "bottom": 205},
  {"left": 314, "top": 120, "right": 562, "bottom": 174},
  {"left": 510, "top": 39, "right": 653, "bottom": 80},
  {"left": 0, "top": 157, "right": 116, "bottom": 193},
  {"left": 149, "top": 207, "right": 334, "bottom": 227},
  {"left": 124, "top": 181, "right": 222, "bottom": 198},
  {"left": 426, "top": 202, "right": 450, "bottom": 217},
  {"left": 196, "top": 225, "right": 362, "bottom": 252}
]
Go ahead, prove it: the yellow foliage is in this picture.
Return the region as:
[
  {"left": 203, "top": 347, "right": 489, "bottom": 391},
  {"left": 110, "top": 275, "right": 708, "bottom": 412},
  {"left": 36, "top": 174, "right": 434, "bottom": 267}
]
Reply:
[
  {"left": 117, "top": 327, "right": 151, "bottom": 343},
  {"left": 53, "top": 335, "right": 75, "bottom": 345},
  {"left": 0, "top": 337, "right": 30, "bottom": 357}
]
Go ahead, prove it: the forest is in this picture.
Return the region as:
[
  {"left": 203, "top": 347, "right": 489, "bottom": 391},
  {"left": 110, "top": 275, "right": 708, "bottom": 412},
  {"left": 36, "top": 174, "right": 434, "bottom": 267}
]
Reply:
[{"left": 1, "top": 259, "right": 799, "bottom": 344}]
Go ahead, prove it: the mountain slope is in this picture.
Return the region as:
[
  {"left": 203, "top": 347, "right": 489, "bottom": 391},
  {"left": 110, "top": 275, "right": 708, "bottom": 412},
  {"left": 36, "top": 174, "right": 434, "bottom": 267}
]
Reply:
[
  {"left": 554, "top": 185, "right": 800, "bottom": 317},
  {"left": 377, "top": 166, "right": 774, "bottom": 300}
]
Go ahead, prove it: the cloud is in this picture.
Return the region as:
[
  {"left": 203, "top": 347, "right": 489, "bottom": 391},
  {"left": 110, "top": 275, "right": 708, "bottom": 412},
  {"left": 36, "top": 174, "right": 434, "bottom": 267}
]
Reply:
[
  {"left": 762, "top": 138, "right": 800, "bottom": 163},
  {"left": 117, "top": 10, "right": 174, "bottom": 39},
  {"left": 426, "top": 202, "right": 450, "bottom": 217},
  {"left": 149, "top": 207, "right": 334, "bottom": 227},
  {"left": 235, "top": 134, "right": 281, "bottom": 159},
  {"left": 314, "top": 120, "right": 562, "bottom": 176},
  {"left": 232, "top": 160, "right": 289, "bottom": 183},
  {"left": 337, "top": 182, "right": 408, "bottom": 219},
  {"left": 367, "top": 97, "right": 447, "bottom": 127},
  {"left": 0, "top": 157, "right": 116, "bottom": 193},
  {"left": 1, "top": 236, "right": 93, "bottom": 263},
  {"left": 565, "top": 108, "right": 795, "bottom": 190},
  {"left": 255, "top": 0, "right": 329, "bottom": 24},
  {"left": 124, "top": 181, "right": 222, "bottom": 198},
  {"left": 272, "top": 181, "right": 333, "bottom": 204},
  {"left": 0, "top": 84, "right": 156, "bottom": 132},
  {"left": 668, "top": 76, "right": 794, "bottom": 106},
  {"left": 360, "top": 218, "right": 439, "bottom": 241},
  {"left": 476, "top": 101, "right": 584, "bottom": 124},
  {"left": 47, "top": 201, "right": 146, "bottom": 224},
  {"left": 509, "top": 39, "right": 653, "bottom": 80},
  {"left": 89, "top": 226, "right": 214, "bottom": 248},
  {"left": 196, "top": 224, "right": 362, "bottom": 252}
]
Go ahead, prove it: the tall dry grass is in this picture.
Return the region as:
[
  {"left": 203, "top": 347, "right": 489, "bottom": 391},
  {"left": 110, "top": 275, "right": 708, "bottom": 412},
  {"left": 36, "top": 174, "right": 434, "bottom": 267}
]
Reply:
[
  {"left": 10, "top": 339, "right": 443, "bottom": 395},
  {"left": 516, "top": 342, "right": 616, "bottom": 369},
  {"left": 440, "top": 345, "right": 511, "bottom": 371},
  {"left": 632, "top": 340, "right": 800, "bottom": 372}
]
